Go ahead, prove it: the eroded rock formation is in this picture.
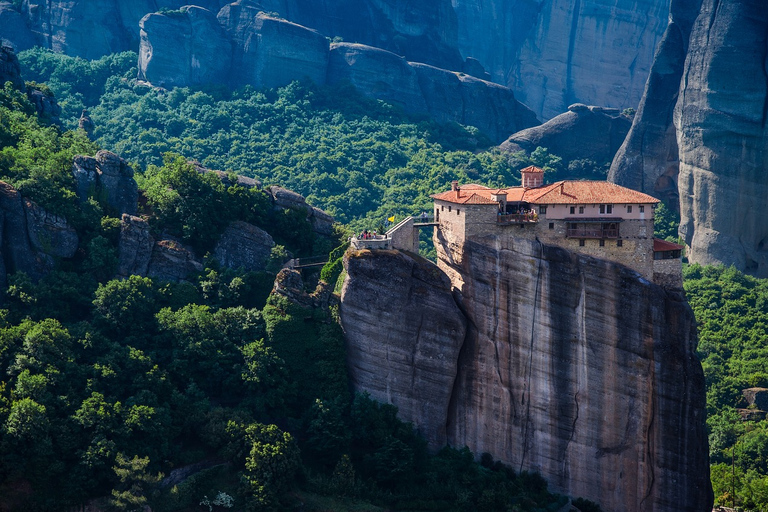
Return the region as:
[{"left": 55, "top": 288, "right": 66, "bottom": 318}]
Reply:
[
  {"left": 501, "top": 104, "right": 631, "bottom": 169},
  {"left": 341, "top": 239, "right": 712, "bottom": 511},
  {"left": 452, "top": 0, "right": 670, "bottom": 120},
  {"left": 611, "top": 0, "right": 768, "bottom": 276},
  {"left": 340, "top": 249, "right": 467, "bottom": 449},
  {"left": 138, "top": 11, "right": 538, "bottom": 142},
  {"left": 72, "top": 150, "right": 138, "bottom": 216},
  {"left": 213, "top": 221, "right": 275, "bottom": 272}
]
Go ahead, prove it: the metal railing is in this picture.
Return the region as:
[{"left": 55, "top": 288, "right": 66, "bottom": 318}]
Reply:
[
  {"left": 350, "top": 235, "right": 391, "bottom": 250},
  {"left": 497, "top": 213, "right": 538, "bottom": 224}
]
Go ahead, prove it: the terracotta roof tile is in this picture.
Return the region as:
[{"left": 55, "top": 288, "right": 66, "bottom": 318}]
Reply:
[
  {"left": 521, "top": 165, "right": 544, "bottom": 173},
  {"left": 432, "top": 181, "right": 659, "bottom": 205}
]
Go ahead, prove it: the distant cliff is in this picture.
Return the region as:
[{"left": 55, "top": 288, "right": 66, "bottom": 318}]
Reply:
[
  {"left": 137, "top": 8, "right": 538, "bottom": 143},
  {"left": 3, "top": 0, "right": 669, "bottom": 120},
  {"left": 610, "top": 0, "right": 768, "bottom": 277},
  {"left": 341, "top": 240, "right": 712, "bottom": 511}
]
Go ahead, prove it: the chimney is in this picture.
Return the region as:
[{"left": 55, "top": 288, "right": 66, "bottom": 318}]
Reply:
[{"left": 451, "top": 180, "right": 460, "bottom": 198}]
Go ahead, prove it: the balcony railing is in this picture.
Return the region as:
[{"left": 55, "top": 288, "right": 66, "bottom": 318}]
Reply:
[
  {"left": 497, "top": 213, "right": 538, "bottom": 224},
  {"left": 566, "top": 227, "right": 619, "bottom": 239}
]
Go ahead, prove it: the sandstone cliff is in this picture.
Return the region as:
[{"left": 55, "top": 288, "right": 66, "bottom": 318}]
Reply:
[
  {"left": 341, "top": 240, "right": 712, "bottom": 511},
  {"left": 500, "top": 104, "right": 631, "bottom": 169},
  {"left": 610, "top": 0, "right": 768, "bottom": 277},
  {"left": 452, "top": 0, "right": 670, "bottom": 120},
  {"left": 137, "top": 10, "right": 538, "bottom": 143}
]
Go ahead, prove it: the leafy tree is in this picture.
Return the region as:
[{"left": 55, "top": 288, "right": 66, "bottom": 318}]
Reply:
[{"left": 110, "top": 453, "right": 163, "bottom": 511}]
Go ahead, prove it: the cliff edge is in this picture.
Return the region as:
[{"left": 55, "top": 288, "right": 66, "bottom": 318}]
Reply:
[{"left": 340, "top": 239, "right": 712, "bottom": 511}]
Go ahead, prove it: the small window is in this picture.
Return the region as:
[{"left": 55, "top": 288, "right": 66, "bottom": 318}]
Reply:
[
  {"left": 539, "top": 206, "right": 547, "bottom": 214},
  {"left": 639, "top": 205, "right": 645, "bottom": 213},
  {"left": 617, "top": 239, "right": 623, "bottom": 247},
  {"left": 441, "top": 205, "right": 445, "bottom": 211},
  {"left": 579, "top": 206, "right": 584, "bottom": 214},
  {"left": 599, "top": 239, "right": 605, "bottom": 247},
  {"left": 579, "top": 239, "right": 585, "bottom": 247},
  {"left": 448, "top": 206, "right": 452, "bottom": 212},
  {"left": 457, "top": 209, "right": 460, "bottom": 215},
  {"left": 570, "top": 206, "right": 575, "bottom": 214},
  {"left": 549, "top": 222, "right": 554, "bottom": 230},
  {"left": 599, "top": 205, "right": 605, "bottom": 214},
  {"left": 607, "top": 205, "right": 613, "bottom": 214},
  {"left": 627, "top": 205, "right": 632, "bottom": 213}
]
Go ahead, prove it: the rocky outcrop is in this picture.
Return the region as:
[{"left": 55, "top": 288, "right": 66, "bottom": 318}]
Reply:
[
  {"left": 72, "top": 151, "right": 138, "bottom": 216},
  {"left": 117, "top": 214, "right": 154, "bottom": 278},
  {"left": 24, "top": 199, "right": 78, "bottom": 258},
  {"left": 501, "top": 104, "right": 632, "bottom": 168},
  {"left": 0, "top": 181, "right": 79, "bottom": 285},
  {"left": 341, "top": 237, "right": 712, "bottom": 510},
  {"left": 147, "top": 238, "right": 204, "bottom": 282},
  {"left": 138, "top": 6, "right": 232, "bottom": 88},
  {"left": 328, "top": 43, "right": 427, "bottom": 114},
  {"left": 137, "top": 14, "right": 538, "bottom": 142},
  {"left": 213, "top": 221, "right": 275, "bottom": 272},
  {"left": 219, "top": 9, "right": 328, "bottom": 89},
  {"left": 674, "top": 0, "right": 768, "bottom": 276},
  {"left": 266, "top": 186, "right": 334, "bottom": 237},
  {"left": 340, "top": 249, "right": 467, "bottom": 449},
  {"left": 0, "top": 44, "right": 24, "bottom": 90},
  {"left": 612, "top": 0, "right": 768, "bottom": 276},
  {"left": 609, "top": 0, "right": 703, "bottom": 205},
  {"left": 452, "top": 0, "right": 671, "bottom": 120},
  {"left": 412, "top": 62, "right": 539, "bottom": 143},
  {"left": 0, "top": 3, "right": 36, "bottom": 52}
]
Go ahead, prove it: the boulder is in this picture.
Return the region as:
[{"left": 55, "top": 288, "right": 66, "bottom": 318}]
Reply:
[
  {"left": 501, "top": 105, "right": 632, "bottom": 168},
  {"left": 213, "top": 220, "right": 275, "bottom": 272},
  {"left": 327, "top": 43, "right": 427, "bottom": 114},
  {"left": 266, "top": 185, "right": 335, "bottom": 237},
  {"left": 461, "top": 57, "right": 491, "bottom": 81},
  {"left": 78, "top": 108, "right": 94, "bottom": 138},
  {"left": 26, "top": 86, "right": 61, "bottom": 123},
  {"left": 138, "top": 6, "right": 232, "bottom": 89},
  {"left": 743, "top": 388, "right": 768, "bottom": 412},
  {"left": 147, "top": 238, "right": 204, "bottom": 283},
  {"left": 117, "top": 214, "right": 154, "bottom": 278},
  {"left": 23, "top": 199, "right": 78, "bottom": 258}
]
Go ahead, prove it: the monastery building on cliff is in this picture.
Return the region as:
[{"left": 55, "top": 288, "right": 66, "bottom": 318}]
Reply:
[{"left": 430, "top": 166, "right": 683, "bottom": 287}]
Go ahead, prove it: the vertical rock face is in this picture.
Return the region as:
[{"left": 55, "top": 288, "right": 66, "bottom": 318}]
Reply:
[
  {"left": 674, "top": 0, "right": 768, "bottom": 276},
  {"left": 609, "top": 0, "right": 703, "bottom": 204},
  {"left": 0, "top": 44, "right": 24, "bottom": 90},
  {"left": 452, "top": 0, "right": 670, "bottom": 120},
  {"left": 219, "top": 11, "right": 329, "bottom": 89},
  {"left": 613, "top": 0, "right": 768, "bottom": 276},
  {"left": 438, "top": 236, "right": 711, "bottom": 512},
  {"left": 72, "top": 151, "right": 138, "bottom": 216},
  {"left": 327, "top": 43, "right": 428, "bottom": 114},
  {"left": 341, "top": 238, "right": 712, "bottom": 511},
  {"left": 340, "top": 249, "right": 467, "bottom": 449},
  {"left": 213, "top": 220, "right": 275, "bottom": 272},
  {"left": 138, "top": 6, "right": 232, "bottom": 88}
]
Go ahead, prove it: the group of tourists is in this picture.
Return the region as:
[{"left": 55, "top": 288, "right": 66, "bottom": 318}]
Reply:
[{"left": 359, "top": 229, "right": 379, "bottom": 239}]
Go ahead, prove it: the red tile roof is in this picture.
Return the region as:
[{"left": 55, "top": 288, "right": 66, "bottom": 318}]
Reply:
[
  {"left": 521, "top": 165, "right": 544, "bottom": 173},
  {"left": 431, "top": 181, "right": 660, "bottom": 205},
  {"left": 653, "top": 238, "right": 685, "bottom": 252}
]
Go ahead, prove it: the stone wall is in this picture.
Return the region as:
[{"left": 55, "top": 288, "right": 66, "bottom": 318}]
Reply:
[
  {"left": 386, "top": 217, "right": 417, "bottom": 253},
  {"left": 653, "top": 257, "right": 683, "bottom": 289}
]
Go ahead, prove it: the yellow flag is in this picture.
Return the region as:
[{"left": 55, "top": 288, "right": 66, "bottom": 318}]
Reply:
[{"left": 387, "top": 216, "right": 395, "bottom": 223}]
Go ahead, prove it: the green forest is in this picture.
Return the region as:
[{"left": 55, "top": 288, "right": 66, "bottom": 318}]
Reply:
[{"left": 0, "top": 46, "right": 766, "bottom": 511}]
